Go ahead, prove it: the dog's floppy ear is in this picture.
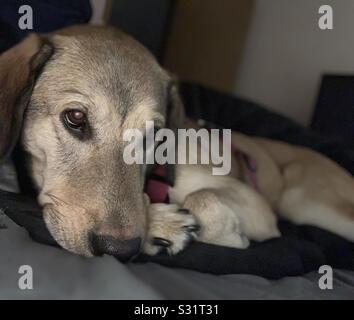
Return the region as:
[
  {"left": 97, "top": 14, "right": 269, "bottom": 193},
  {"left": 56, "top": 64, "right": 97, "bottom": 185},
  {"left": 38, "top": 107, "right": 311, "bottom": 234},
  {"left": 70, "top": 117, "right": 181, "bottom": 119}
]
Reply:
[
  {"left": 166, "top": 81, "right": 186, "bottom": 130},
  {"left": 0, "top": 34, "right": 53, "bottom": 161}
]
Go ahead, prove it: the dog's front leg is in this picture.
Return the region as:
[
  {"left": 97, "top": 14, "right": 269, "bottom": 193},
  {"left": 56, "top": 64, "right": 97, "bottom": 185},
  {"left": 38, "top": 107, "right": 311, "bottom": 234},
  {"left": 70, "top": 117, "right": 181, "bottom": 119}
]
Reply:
[
  {"left": 142, "top": 188, "right": 254, "bottom": 256},
  {"left": 143, "top": 202, "right": 200, "bottom": 256},
  {"left": 182, "top": 189, "right": 251, "bottom": 249},
  {"left": 143, "top": 182, "right": 280, "bottom": 256}
]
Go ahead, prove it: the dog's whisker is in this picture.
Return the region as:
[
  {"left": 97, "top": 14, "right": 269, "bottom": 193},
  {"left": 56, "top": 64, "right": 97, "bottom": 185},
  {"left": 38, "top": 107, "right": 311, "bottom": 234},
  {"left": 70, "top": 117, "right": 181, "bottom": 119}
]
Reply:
[
  {"left": 47, "top": 209, "right": 63, "bottom": 223},
  {"left": 46, "top": 192, "right": 91, "bottom": 214},
  {"left": 46, "top": 193, "right": 69, "bottom": 206}
]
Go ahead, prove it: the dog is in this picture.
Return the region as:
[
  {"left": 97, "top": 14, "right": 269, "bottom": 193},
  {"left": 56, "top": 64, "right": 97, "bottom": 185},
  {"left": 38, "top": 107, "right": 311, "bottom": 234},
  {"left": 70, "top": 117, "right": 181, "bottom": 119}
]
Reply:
[{"left": 0, "top": 25, "right": 353, "bottom": 261}]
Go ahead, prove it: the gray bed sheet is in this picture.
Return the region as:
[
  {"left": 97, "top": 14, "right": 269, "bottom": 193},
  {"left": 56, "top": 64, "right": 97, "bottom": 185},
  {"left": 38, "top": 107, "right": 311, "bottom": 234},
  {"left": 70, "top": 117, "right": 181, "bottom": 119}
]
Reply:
[{"left": 1, "top": 162, "right": 354, "bottom": 300}]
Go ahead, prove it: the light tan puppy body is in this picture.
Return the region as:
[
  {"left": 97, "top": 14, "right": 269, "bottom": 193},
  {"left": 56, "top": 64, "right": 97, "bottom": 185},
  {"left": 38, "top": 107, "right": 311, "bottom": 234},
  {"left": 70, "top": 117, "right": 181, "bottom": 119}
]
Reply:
[
  {"left": 254, "top": 137, "right": 354, "bottom": 241},
  {"left": 163, "top": 126, "right": 354, "bottom": 250},
  {"left": 170, "top": 166, "right": 280, "bottom": 244}
]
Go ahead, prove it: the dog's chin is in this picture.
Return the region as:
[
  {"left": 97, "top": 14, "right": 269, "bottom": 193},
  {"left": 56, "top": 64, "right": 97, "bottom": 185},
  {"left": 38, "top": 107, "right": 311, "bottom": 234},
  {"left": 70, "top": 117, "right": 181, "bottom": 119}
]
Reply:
[
  {"left": 43, "top": 214, "right": 94, "bottom": 257},
  {"left": 56, "top": 238, "right": 94, "bottom": 258}
]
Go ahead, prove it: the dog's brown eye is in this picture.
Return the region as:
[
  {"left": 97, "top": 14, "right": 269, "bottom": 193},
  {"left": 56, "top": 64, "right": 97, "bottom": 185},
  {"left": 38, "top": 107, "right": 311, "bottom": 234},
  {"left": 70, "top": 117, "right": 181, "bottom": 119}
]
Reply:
[{"left": 64, "top": 110, "right": 86, "bottom": 130}]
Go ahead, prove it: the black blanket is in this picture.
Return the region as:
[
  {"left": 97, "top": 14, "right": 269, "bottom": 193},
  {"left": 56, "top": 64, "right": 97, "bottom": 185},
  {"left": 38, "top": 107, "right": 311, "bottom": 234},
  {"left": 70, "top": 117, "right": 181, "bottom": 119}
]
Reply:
[{"left": 1, "top": 82, "right": 353, "bottom": 279}]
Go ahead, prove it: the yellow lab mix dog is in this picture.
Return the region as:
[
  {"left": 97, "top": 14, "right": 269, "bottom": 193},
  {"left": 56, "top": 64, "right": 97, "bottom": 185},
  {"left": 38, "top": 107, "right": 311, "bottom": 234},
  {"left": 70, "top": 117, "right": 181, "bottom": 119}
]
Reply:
[{"left": 0, "top": 25, "right": 353, "bottom": 261}]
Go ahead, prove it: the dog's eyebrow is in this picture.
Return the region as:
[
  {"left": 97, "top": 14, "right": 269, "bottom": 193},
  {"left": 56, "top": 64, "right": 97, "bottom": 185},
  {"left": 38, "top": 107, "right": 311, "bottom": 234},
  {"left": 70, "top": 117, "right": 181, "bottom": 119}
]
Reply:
[
  {"left": 62, "top": 89, "right": 87, "bottom": 96},
  {"left": 62, "top": 89, "right": 85, "bottom": 95},
  {"left": 61, "top": 89, "right": 94, "bottom": 103}
]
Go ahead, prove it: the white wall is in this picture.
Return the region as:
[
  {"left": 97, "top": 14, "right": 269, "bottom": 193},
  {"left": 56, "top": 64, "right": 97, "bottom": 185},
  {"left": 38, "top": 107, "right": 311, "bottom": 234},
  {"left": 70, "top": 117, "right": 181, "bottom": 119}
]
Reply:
[{"left": 234, "top": 0, "right": 354, "bottom": 125}]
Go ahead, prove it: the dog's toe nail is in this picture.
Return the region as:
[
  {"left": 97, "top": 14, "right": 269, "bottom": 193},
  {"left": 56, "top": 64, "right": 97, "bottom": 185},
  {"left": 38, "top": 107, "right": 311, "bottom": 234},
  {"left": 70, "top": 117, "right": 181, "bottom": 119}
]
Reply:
[
  {"left": 153, "top": 237, "right": 172, "bottom": 247},
  {"left": 178, "top": 208, "right": 190, "bottom": 214},
  {"left": 184, "top": 224, "right": 201, "bottom": 232}
]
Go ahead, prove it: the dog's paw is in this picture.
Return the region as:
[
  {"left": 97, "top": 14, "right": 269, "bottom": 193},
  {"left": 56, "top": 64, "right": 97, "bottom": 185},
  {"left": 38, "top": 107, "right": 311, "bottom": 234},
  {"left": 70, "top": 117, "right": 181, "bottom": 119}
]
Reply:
[{"left": 143, "top": 203, "right": 200, "bottom": 256}]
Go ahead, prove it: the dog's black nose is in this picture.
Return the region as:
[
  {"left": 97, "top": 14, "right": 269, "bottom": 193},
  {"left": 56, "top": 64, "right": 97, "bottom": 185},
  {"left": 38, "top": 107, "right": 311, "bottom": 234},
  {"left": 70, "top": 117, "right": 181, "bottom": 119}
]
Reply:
[{"left": 90, "top": 234, "right": 141, "bottom": 262}]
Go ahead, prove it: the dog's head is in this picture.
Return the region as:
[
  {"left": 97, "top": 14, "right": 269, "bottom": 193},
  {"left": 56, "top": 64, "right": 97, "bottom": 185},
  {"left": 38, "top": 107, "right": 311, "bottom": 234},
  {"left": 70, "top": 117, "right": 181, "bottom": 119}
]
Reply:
[{"left": 0, "top": 26, "right": 185, "bottom": 260}]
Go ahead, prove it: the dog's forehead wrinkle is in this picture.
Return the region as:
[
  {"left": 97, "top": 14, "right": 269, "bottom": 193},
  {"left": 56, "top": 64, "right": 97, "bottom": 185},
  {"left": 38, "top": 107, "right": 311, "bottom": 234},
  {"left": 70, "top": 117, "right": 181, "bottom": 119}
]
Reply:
[{"left": 53, "top": 31, "right": 164, "bottom": 89}]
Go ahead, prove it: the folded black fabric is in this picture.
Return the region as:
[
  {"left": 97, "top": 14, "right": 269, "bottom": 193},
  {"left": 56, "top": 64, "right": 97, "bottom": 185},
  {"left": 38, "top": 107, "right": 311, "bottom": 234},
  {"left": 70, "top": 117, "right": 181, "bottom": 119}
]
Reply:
[
  {"left": 2, "top": 188, "right": 353, "bottom": 279},
  {"left": 138, "top": 222, "right": 354, "bottom": 279},
  {"left": 0, "top": 190, "right": 58, "bottom": 247},
  {"left": 1, "top": 82, "right": 354, "bottom": 279}
]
